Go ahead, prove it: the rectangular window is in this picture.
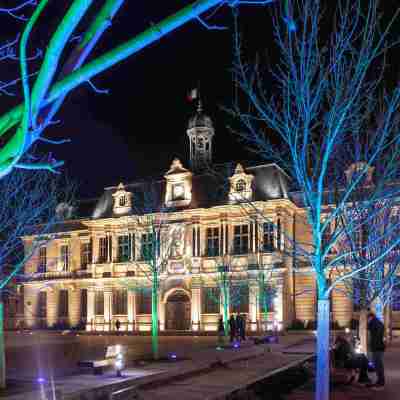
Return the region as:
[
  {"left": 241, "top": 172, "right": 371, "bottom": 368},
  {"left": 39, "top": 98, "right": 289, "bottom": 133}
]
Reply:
[
  {"left": 201, "top": 287, "right": 220, "bottom": 314},
  {"left": 117, "top": 235, "right": 130, "bottom": 262},
  {"left": 60, "top": 245, "right": 69, "bottom": 271},
  {"left": 81, "top": 242, "right": 92, "bottom": 269},
  {"left": 136, "top": 289, "right": 151, "bottom": 314},
  {"left": 230, "top": 285, "right": 249, "bottom": 314},
  {"left": 99, "top": 237, "right": 108, "bottom": 263},
  {"left": 258, "top": 285, "right": 275, "bottom": 313},
  {"left": 80, "top": 289, "right": 87, "bottom": 318},
  {"left": 38, "top": 247, "right": 47, "bottom": 273},
  {"left": 58, "top": 289, "right": 69, "bottom": 318},
  {"left": 95, "top": 291, "right": 104, "bottom": 316},
  {"left": 263, "top": 222, "right": 274, "bottom": 252},
  {"left": 206, "top": 227, "right": 220, "bottom": 257},
  {"left": 112, "top": 289, "right": 127, "bottom": 315},
  {"left": 141, "top": 233, "right": 154, "bottom": 261},
  {"left": 38, "top": 291, "right": 47, "bottom": 318},
  {"left": 233, "top": 225, "right": 249, "bottom": 255}
]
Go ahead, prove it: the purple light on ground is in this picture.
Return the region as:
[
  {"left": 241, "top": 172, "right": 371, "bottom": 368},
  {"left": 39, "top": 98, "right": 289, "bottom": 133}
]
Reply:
[
  {"left": 233, "top": 342, "right": 240, "bottom": 349},
  {"left": 169, "top": 353, "right": 177, "bottom": 360},
  {"left": 37, "top": 377, "right": 46, "bottom": 384}
]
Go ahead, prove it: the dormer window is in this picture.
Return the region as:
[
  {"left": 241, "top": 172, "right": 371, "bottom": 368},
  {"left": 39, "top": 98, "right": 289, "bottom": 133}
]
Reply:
[
  {"left": 112, "top": 183, "right": 132, "bottom": 215},
  {"left": 164, "top": 159, "right": 192, "bottom": 207},
  {"left": 229, "top": 164, "right": 254, "bottom": 203}
]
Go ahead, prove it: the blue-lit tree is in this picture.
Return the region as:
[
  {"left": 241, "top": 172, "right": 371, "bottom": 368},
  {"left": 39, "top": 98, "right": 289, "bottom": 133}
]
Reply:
[
  {"left": 231, "top": 1, "right": 400, "bottom": 399},
  {"left": 0, "top": 165, "right": 73, "bottom": 387},
  {"left": 0, "top": 0, "right": 275, "bottom": 178}
]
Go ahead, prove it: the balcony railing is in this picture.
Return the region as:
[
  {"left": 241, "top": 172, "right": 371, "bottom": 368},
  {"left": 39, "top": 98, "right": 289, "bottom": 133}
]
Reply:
[{"left": 22, "top": 270, "right": 93, "bottom": 282}]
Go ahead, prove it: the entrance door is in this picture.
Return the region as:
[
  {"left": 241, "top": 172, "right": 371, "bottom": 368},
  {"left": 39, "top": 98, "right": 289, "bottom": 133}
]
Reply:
[{"left": 166, "top": 291, "right": 191, "bottom": 330}]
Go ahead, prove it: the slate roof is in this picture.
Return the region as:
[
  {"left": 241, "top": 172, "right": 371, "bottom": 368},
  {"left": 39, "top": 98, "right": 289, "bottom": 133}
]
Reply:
[{"left": 88, "top": 162, "right": 290, "bottom": 220}]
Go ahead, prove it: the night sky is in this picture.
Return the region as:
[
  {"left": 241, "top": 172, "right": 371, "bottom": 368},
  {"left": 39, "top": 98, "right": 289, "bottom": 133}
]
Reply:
[{"left": 0, "top": 1, "right": 399, "bottom": 198}]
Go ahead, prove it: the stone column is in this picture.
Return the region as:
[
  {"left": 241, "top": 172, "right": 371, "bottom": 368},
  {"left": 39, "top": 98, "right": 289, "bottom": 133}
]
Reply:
[
  {"left": 248, "top": 280, "right": 259, "bottom": 332},
  {"left": 24, "top": 286, "right": 39, "bottom": 328},
  {"left": 191, "top": 282, "right": 201, "bottom": 331},
  {"left": 68, "top": 287, "right": 81, "bottom": 327},
  {"left": 86, "top": 287, "right": 95, "bottom": 331},
  {"left": 158, "top": 295, "right": 165, "bottom": 331},
  {"left": 127, "top": 290, "right": 136, "bottom": 331},
  {"left": 104, "top": 288, "right": 113, "bottom": 331},
  {"left": 46, "top": 287, "right": 59, "bottom": 328},
  {"left": 274, "top": 282, "right": 284, "bottom": 330},
  {"left": 92, "top": 235, "right": 99, "bottom": 264}
]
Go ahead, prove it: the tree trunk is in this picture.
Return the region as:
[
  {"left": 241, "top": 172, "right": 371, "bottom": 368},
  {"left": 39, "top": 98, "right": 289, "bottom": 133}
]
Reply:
[
  {"left": 315, "top": 299, "right": 330, "bottom": 400},
  {"left": 151, "top": 280, "right": 159, "bottom": 360},
  {"left": 223, "top": 285, "right": 229, "bottom": 337},
  {"left": 375, "top": 298, "right": 384, "bottom": 322},
  {"left": 384, "top": 305, "right": 392, "bottom": 343},
  {"left": 0, "top": 299, "right": 5, "bottom": 388},
  {"left": 359, "top": 309, "right": 368, "bottom": 354}
]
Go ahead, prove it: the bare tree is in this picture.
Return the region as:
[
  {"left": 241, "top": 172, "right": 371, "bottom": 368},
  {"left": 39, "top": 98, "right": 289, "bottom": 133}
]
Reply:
[
  {"left": 0, "top": 165, "right": 73, "bottom": 387},
  {"left": 231, "top": 1, "right": 400, "bottom": 399},
  {"left": 0, "top": 0, "right": 274, "bottom": 178}
]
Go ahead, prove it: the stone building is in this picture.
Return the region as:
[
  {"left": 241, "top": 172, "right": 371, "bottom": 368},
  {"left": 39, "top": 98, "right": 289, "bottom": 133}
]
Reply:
[{"left": 20, "top": 102, "right": 400, "bottom": 332}]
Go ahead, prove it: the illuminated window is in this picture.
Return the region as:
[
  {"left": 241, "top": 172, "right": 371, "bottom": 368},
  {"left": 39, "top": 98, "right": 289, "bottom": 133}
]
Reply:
[
  {"left": 58, "top": 290, "right": 69, "bottom": 318},
  {"left": 201, "top": 287, "right": 220, "bottom": 314},
  {"left": 81, "top": 242, "right": 92, "bottom": 269},
  {"left": 230, "top": 285, "right": 249, "bottom": 313},
  {"left": 119, "top": 196, "right": 126, "bottom": 207},
  {"left": 99, "top": 237, "right": 108, "bottom": 263},
  {"left": 95, "top": 291, "right": 104, "bottom": 316},
  {"left": 38, "top": 247, "right": 47, "bottom": 273},
  {"left": 60, "top": 245, "right": 69, "bottom": 271},
  {"left": 206, "top": 227, "right": 220, "bottom": 257},
  {"left": 141, "top": 233, "right": 154, "bottom": 261},
  {"left": 233, "top": 225, "right": 249, "bottom": 255},
  {"left": 137, "top": 289, "right": 151, "bottom": 314},
  {"left": 263, "top": 223, "right": 275, "bottom": 252},
  {"left": 117, "top": 235, "right": 130, "bottom": 262},
  {"left": 172, "top": 184, "right": 185, "bottom": 200},
  {"left": 113, "top": 289, "right": 127, "bottom": 315}
]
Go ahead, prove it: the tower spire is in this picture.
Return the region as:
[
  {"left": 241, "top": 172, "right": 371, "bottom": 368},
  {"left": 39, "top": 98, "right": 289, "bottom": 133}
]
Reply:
[{"left": 187, "top": 96, "right": 214, "bottom": 172}]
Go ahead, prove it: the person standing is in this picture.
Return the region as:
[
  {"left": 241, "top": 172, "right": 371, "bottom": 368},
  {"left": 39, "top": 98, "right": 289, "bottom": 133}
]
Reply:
[
  {"left": 240, "top": 314, "right": 246, "bottom": 341},
  {"left": 217, "top": 316, "right": 225, "bottom": 347},
  {"left": 366, "top": 312, "right": 385, "bottom": 390},
  {"left": 229, "top": 314, "right": 237, "bottom": 342}
]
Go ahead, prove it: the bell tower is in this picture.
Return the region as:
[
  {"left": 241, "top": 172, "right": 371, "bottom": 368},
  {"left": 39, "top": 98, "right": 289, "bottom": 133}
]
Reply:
[{"left": 186, "top": 99, "right": 214, "bottom": 172}]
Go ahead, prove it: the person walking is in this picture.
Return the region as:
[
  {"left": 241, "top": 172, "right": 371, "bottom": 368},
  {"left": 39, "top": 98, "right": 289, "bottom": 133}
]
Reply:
[
  {"left": 229, "top": 314, "right": 237, "bottom": 342},
  {"left": 366, "top": 312, "right": 385, "bottom": 390},
  {"left": 115, "top": 319, "right": 121, "bottom": 333},
  {"left": 217, "top": 316, "right": 225, "bottom": 347},
  {"left": 239, "top": 314, "right": 246, "bottom": 341}
]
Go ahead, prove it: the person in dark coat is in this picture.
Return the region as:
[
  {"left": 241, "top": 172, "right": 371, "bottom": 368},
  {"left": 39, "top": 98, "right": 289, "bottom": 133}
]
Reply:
[
  {"left": 217, "top": 316, "right": 225, "bottom": 347},
  {"left": 237, "top": 314, "right": 246, "bottom": 341},
  {"left": 229, "top": 315, "right": 237, "bottom": 342},
  {"left": 366, "top": 312, "right": 385, "bottom": 389},
  {"left": 332, "top": 334, "right": 370, "bottom": 384},
  {"left": 115, "top": 319, "right": 121, "bottom": 332}
]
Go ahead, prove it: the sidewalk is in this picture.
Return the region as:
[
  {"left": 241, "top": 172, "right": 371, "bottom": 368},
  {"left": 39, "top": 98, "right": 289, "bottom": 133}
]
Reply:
[
  {"left": 286, "top": 338, "right": 400, "bottom": 400},
  {"left": 1, "top": 334, "right": 313, "bottom": 400}
]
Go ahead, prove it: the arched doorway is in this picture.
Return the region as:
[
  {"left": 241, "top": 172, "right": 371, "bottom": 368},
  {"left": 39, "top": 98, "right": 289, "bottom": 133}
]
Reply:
[{"left": 165, "top": 290, "right": 191, "bottom": 330}]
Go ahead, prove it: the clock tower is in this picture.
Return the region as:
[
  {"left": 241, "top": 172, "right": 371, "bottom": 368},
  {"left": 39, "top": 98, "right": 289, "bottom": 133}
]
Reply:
[{"left": 187, "top": 99, "right": 214, "bottom": 172}]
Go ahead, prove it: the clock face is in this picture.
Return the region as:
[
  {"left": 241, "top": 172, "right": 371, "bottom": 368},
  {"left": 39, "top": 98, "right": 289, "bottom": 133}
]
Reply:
[{"left": 173, "top": 184, "right": 184, "bottom": 199}]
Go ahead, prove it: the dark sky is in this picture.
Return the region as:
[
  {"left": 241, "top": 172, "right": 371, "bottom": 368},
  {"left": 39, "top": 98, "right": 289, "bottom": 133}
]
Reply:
[
  {"left": 44, "top": 1, "right": 270, "bottom": 198},
  {"left": 0, "top": 1, "right": 399, "bottom": 198}
]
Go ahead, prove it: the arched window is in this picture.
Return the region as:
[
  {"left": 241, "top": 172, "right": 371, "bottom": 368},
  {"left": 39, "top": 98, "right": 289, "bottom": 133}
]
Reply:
[
  {"left": 119, "top": 196, "right": 126, "bottom": 207},
  {"left": 236, "top": 179, "right": 246, "bottom": 192}
]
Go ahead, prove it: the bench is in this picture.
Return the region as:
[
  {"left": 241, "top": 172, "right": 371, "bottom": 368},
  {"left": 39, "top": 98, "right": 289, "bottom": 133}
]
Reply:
[{"left": 78, "top": 345, "right": 126, "bottom": 375}]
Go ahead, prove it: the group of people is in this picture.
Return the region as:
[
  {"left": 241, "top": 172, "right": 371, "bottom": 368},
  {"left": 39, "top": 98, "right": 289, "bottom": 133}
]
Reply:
[
  {"left": 332, "top": 312, "right": 386, "bottom": 390},
  {"left": 217, "top": 313, "right": 247, "bottom": 344}
]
